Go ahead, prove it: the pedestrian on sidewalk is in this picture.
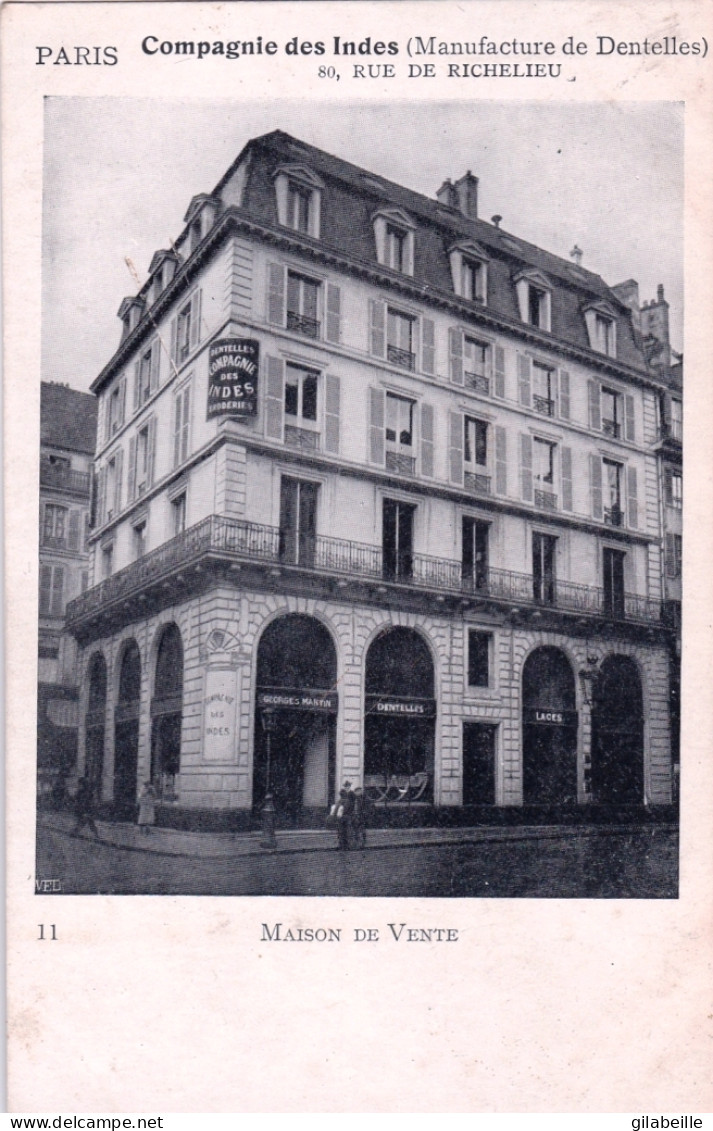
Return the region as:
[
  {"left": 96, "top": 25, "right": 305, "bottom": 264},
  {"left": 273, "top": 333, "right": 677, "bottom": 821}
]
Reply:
[
  {"left": 352, "top": 786, "right": 367, "bottom": 849},
  {"left": 71, "top": 775, "right": 101, "bottom": 840},
  {"left": 335, "top": 781, "right": 355, "bottom": 851},
  {"left": 137, "top": 781, "right": 157, "bottom": 835}
]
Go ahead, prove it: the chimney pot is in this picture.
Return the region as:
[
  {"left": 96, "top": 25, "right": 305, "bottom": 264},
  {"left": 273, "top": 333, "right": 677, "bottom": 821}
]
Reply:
[
  {"left": 569, "top": 244, "right": 583, "bottom": 266},
  {"left": 657, "top": 284, "right": 665, "bottom": 302},
  {"left": 436, "top": 179, "right": 459, "bottom": 209},
  {"left": 491, "top": 214, "right": 502, "bottom": 229},
  {"left": 454, "top": 171, "right": 478, "bottom": 220}
]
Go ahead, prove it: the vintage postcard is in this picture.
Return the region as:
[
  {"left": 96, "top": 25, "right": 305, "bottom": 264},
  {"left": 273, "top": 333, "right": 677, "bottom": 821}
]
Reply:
[{"left": 3, "top": 0, "right": 712, "bottom": 1114}]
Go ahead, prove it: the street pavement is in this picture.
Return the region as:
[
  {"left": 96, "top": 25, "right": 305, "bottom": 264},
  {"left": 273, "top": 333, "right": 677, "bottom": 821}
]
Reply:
[{"left": 36, "top": 810, "right": 678, "bottom": 897}]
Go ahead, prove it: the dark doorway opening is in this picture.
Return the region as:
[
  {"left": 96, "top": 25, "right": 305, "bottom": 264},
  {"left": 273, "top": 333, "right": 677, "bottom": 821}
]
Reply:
[
  {"left": 591, "top": 655, "right": 644, "bottom": 805},
  {"left": 114, "top": 640, "right": 141, "bottom": 817},
  {"left": 522, "top": 647, "right": 577, "bottom": 805},
  {"left": 85, "top": 653, "right": 107, "bottom": 802},
  {"left": 463, "top": 722, "right": 497, "bottom": 806},
  {"left": 150, "top": 624, "right": 183, "bottom": 800}
]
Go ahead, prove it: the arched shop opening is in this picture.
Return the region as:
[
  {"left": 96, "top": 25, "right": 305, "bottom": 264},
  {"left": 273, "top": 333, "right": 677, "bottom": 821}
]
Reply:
[
  {"left": 150, "top": 624, "right": 183, "bottom": 800},
  {"left": 114, "top": 640, "right": 141, "bottom": 816},
  {"left": 84, "top": 653, "right": 107, "bottom": 801},
  {"left": 590, "top": 655, "right": 644, "bottom": 806},
  {"left": 254, "top": 615, "right": 338, "bottom": 824},
  {"left": 364, "top": 627, "right": 435, "bottom": 805},
  {"left": 522, "top": 647, "right": 578, "bottom": 805}
]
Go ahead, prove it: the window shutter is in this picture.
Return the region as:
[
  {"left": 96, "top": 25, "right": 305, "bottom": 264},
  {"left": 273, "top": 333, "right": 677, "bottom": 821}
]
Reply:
[
  {"left": 267, "top": 263, "right": 286, "bottom": 326},
  {"left": 449, "top": 328, "right": 464, "bottom": 385},
  {"left": 421, "top": 318, "right": 435, "bottom": 376},
  {"left": 517, "top": 354, "right": 531, "bottom": 407},
  {"left": 147, "top": 416, "right": 157, "bottom": 487},
  {"left": 325, "top": 283, "right": 341, "bottom": 344},
  {"left": 324, "top": 374, "right": 340, "bottom": 454},
  {"left": 133, "top": 361, "right": 141, "bottom": 412},
  {"left": 665, "top": 533, "right": 677, "bottom": 578},
  {"left": 181, "top": 385, "right": 191, "bottom": 464},
  {"left": 588, "top": 380, "right": 601, "bottom": 431},
  {"left": 264, "top": 356, "right": 285, "bottom": 441},
  {"left": 96, "top": 466, "right": 107, "bottom": 525},
  {"left": 495, "top": 425, "right": 507, "bottom": 495},
  {"left": 448, "top": 411, "right": 464, "bottom": 485},
  {"left": 558, "top": 369, "right": 570, "bottom": 420},
  {"left": 128, "top": 436, "right": 137, "bottom": 502},
  {"left": 68, "top": 509, "right": 81, "bottom": 551},
  {"left": 519, "top": 433, "right": 533, "bottom": 502},
  {"left": 561, "top": 446, "right": 573, "bottom": 511},
  {"left": 173, "top": 390, "right": 182, "bottom": 468},
  {"left": 664, "top": 466, "right": 673, "bottom": 505},
  {"left": 51, "top": 566, "right": 64, "bottom": 615},
  {"left": 624, "top": 393, "right": 635, "bottom": 442},
  {"left": 494, "top": 346, "right": 506, "bottom": 399},
  {"left": 150, "top": 339, "right": 161, "bottom": 393},
  {"left": 626, "top": 465, "right": 638, "bottom": 528},
  {"left": 589, "top": 453, "right": 603, "bottom": 520},
  {"left": 189, "top": 289, "right": 202, "bottom": 349},
  {"left": 89, "top": 469, "right": 97, "bottom": 529},
  {"left": 39, "top": 565, "right": 52, "bottom": 615},
  {"left": 420, "top": 403, "right": 434, "bottom": 477},
  {"left": 118, "top": 377, "right": 127, "bottom": 425},
  {"left": 114, "top": 448, "right": 124, "bottom": 514},
  {"left": 369, "top": 299, "right": 386, "bottom": 358},
  {"left": 170, "top": 317, "right": 178, "bottom": 367},
  {"left": 411, "top": 317, "right": 420, "bottom": 369},
  {"left": 368, "top": 387, "right": 385, "bottom": 466}
]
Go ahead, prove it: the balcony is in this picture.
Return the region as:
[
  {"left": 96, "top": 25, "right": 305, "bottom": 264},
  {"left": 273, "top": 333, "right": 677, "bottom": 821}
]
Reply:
[
  {"left": 604, "top": 505, "right": 624, "bottom": 527},
  {"left": 464, "top": 471, "right": 491, "bottom": 495},
  {"left": 602, "top": 419, "right": 621, "bottom": 439},
  {"left": 534, "top": 488, "right": 558, "bottom": 511},
  {"left": 533, "top": 395, "right": 555, "bottom": 417},
  {"left": 286, "top": 311, "right": 320, "bottom": 339},
  {"left": 385, "top": 451, "right": 416, "bottom": 476},
  {"left": 387, "top": 345, "right": 415, "bottom": 371},
  {"left": 66, "top": 514, "right": 663, "bottom": 633},
  {"left": 40, "top": 461, "right": 91, "bottom": 497},
  {"left": 659, "top": 419, "right": 682, "bottom": 443},
  {"left": 284, "top": 424, "right": 320, "bottom": 452},
  {"left": 464, "top": 371, "right": 490, "bottom": 396}
]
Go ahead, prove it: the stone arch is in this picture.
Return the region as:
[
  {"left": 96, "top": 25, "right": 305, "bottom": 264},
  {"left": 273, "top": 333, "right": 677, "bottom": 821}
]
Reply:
[
  {"left": 521, "top": 645, "right": 578, "bottom": 805},
  {"left": 84, "top": 652, "right": 108, "bottom": 800},
  {"left": 590, "top": 653, "right": 644, "bottom": 805},
  {"left": 113, "top": 638, "right": 142, "bottom": 814}
]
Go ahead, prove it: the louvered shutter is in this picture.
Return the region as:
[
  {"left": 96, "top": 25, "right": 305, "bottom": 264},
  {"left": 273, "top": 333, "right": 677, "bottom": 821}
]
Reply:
[
  {"left": 147, "top": 416, "right": 157, "bottom": 487},
  {"left": 520, "top": 433, "right": 533, "bottom": 502},
  {"left": 411, "top": 318, "right": 420, "bottom": 370},
  {"left": 449, "top": 411, "right": 463, "bottom": 485},
  {"left": 369, "top": 300, "right": 386, "bottom": 358},
  {"left": 324, "top": 374, "right": 340, "bottom": 454},
  {"left": 518, "top": 354, "right": 531, "bottom": 407},
  {"left": 588, "top": 380, "right": 601, "bottom": 431},
  {"left": 264, "top": 356, "right": 285, "bottom": 441},
  {"left": 68, "top": 510, "right": 81, "bottom": 551},
  {"left": 267, "top": 263, "right": 286, "bottom": 326},
  {"left": 133, "top": 361, "right": 141, "bottom": 412},
  {"left": 96, "top": 465, "right": 107, "bottom": 525},
  {"left": 51, "top": 566, "right": 64, "bottom": 615},
  {"left": 664, "top": 466, "right": 673, "bottom": 505},
  {"left": 449, "top": 328, "right": 464, "bottom": 386},
  {"left": 128, "top": 437, "right": 137, "bottom": 502},
  {"left": 420, "top": 403, "right": 434, "bottom": 477},
  {"left": 88, "top": 469, "right": 97, "bottom": 528},
  {"left": 558, "top": 369, "right": 570, "bottom": 420},
  {"left": 494, "top": 346, "right": 506, "bottom": 399},
  {"left": 173, "top": 391, "right": 182, "bottom": 468},
  {"left": 589, "top": 453, "right": 603, "bottom": 519},
  {"left": 114, "top": 448, "right": 124, "bottom": 514},
  {"left": 150, "top": 339, "right": 161, "bottom": 393},
  {"left": 118, "top": 377, "right": 127, "bottom": 425},
  {"left": 421, "top": 318, "right": 435, "bottom": 376},
  {"left": 325, "top": 284, "right": 341, "bottom": 344},
  {"left": 170, "top": 317, "right": 178, "bottom": 367},
  {"left": 495, "top": 426, "right": 507, "bottom": 495},
  {"left": 626, "top": 465, "right": 638, "bottom": 528},
  {"left": 624, "top": 394, "right": 635, "bottom": 442},
  {"left": 39, "top": 565, "right": 52, "bottom": 615},
  {"left": 665, "top": 533, "right": 677, "bottom": 578},
  {"left": 189, "top": 289, "right": 202, "bottom": 349},
  {"left": 369, "top": 387, "right": 385, "bottom": 465},
  {"left": 561, "top": 446, "right": 573, "bottom": 511},
  {"left": 181, "top": 385, "right": 191, "bottom": 464}
]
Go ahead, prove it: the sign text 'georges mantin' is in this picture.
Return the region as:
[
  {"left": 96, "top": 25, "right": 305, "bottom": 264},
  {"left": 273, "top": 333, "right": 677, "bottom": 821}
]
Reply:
[{"left": 207, "top": 338, "right": 259, "bottom": 419}]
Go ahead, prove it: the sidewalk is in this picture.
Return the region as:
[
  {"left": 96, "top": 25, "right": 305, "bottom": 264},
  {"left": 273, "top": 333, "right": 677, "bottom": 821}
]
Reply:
[{"left": 37, "top": 809, "right": 677, "bottom": 860}]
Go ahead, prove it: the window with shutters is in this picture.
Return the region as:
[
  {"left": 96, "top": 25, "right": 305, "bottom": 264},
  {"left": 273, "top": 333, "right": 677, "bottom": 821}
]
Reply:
[
  {"left": 670, "top": 399, "right": 682, "bottom": 441},
  {"left": 533, "top": 532, "right": 557, "bottom": 605},
  {"left": 173, "top": 381, "right": 192, "bottom": 468},
  {"left": 42, "top": 504, "right": 68, "bottom": 548},
  {"left": 603, "top": 459, "right": 624, "bottom": 526},
  {"left": 133, "top": 519, "right": 147, "bottom": 560},
  {"left": 284, "top": 363, "right": 320, "bottom": 451},
  {"left": 101, "top": 542, "right": 114, "bottom": 579},
  {"left": 601, "top": 387, "right": 621, "bottom": 438},
  {"left": 467, "top": 630, "right": 492, "bottom": 687},
  {"left": 533, "top": 438, "right": 557, "bottom": 510},
  {"left": 172, "top": 492, "right": 187, "bottom": 536},
  {"left": 39, "top": 564, "right": 64, "bottom": 616},
  {"left": 666, "top": 534, "right": 682, "bottom": 578},
  {"left": 387, "top": 308, "right": 416, "bottom": 370},
  {"left": 279, "top": 477, "right": 318, "bottom": 567},
  {"left": 532, "top": 363, "right": 555, "bottom": 417},
  {"left": 105, "top": 454, "right": 119, "bottom": 521},
  {"left": 286, "top": 271, "right": 320, "bottom": 339},
  {"left": 588, "top": 381, "right": 635, "bottom": 442},
  {"left": 385, "top": 393, "right": 416, "bottom": 475},
  {"left": 382, "top": 498, "right": 415, "bottom": 580},
  {"left": 176, "top": 301, "right": 192, "bottom": 364},
  {"left": 665, "top": 467, "right": 682, "bottom": 510},
  {"left": 603, "top": 547, "right": 626, "bottom": 617},
  {"left": 138, "top": 345, "right": 154, "bottom": 405},
  {"left": 462, "top": 517, "right": 489, "bottom": 591},
  {"left": 464, "top": 337, "right": 491, "bottom": 395},
  {"left": 464, "top": 417, "right": 490, "bottom": 495},
  {"left": 136, "top": 423, "right": 152, "bottom": 496},
  {"left": 107, "top": 379, "right": 126, "bottom": 436}
]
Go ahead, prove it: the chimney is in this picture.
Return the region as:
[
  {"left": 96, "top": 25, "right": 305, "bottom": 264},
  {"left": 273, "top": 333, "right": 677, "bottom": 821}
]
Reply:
[
  {"left": 640, "top": 283, "right": 671, "bottom": 369},
  {"left": 611, "top": 279, "right": 641, "bottom": 333},
  {"left": 569, "top": 245, "right": 583, "bottom": 266},
  {"left": 454, "top": 171, "right": 478, "bottom": 220},
  {"left": 436, "top": 179, "right": 459, "bottom": 209}
]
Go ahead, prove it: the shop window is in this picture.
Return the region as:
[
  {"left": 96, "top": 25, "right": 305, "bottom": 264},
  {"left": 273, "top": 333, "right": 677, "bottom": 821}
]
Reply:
[
  {"left": 533, "top": 532, "right": 556, "bottom": 605},
  {"left": 467, "top": 631, "right": 491, "bottom": 687},
  {"left": 39, "top": 564, "right": 64, "bottom": 616}
]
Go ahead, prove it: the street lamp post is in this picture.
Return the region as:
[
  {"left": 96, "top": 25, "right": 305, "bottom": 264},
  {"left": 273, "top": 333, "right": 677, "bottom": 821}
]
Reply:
[{"left": 260, "top": 707, "right": 278, "bottom": 851}]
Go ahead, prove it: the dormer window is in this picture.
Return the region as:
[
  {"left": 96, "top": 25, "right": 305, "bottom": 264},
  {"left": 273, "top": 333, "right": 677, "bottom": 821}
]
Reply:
[
  {"left": 373, "top": 208, "right": 416, "bottom": 276},
  {"left": 183, "top": 194, "right": 219, "bottom": 253},
  {"left": 117, "top": 296, "right": 144, "bottom": 341},
  {"left": 514, "top": 269, "right": 552, "bottom": 331},
  {"left": 273, "top": 165, "right": 323, "bottom": 239},
  {"left": 583, "top": 301, "right": 618, "bottom": 357},
  {"left": 449, "top": 241, "right": 489, "bottom": 303}
]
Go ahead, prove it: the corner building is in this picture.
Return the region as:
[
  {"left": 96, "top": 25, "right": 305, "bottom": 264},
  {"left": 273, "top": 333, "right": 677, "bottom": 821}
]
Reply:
[{"left": 66, "top": 130, "right": 675, "bottom": 825}]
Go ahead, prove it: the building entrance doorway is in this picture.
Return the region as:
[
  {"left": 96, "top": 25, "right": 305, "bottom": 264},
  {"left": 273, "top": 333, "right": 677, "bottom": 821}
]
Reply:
[
  {"left": 591, "top": 655, "right": 644, "bottom": 805},
  {"left": 150, "top": 624, "right": 183, "bottom": 800},
  {"left": 254, "top": 615, "right": 338, "bottom": 825},
  {"left": 522, "top": 647, "right": 578, "bottom": 804},
  {"left": 364, "top": 628, "right": 435, "bottom": 805},
  {"left": 114, "top": 641, "right": 141, "bottom": 816},
  {"left": 462, "top": 722, "right": 497, "bottom": 806},
  {"left": 85, "top": 653, "right": 107, "bottom": 802}
]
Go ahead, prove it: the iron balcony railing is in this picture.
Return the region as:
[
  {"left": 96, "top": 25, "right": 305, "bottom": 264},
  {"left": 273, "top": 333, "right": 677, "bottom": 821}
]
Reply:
[
  {"left": 660, "top": 419, "right": 683, "bottom": 443},
  {"left": 40, "top": 461, "right": 91, "bottom": 496},
  {"left": 604, "top": 505, "right": 624, "bottom": 527},
  {"left": 533, "top": 395, "right": 555, "bottom": 417},
  {"left": 535, "top": 488, "right": 558, "bottom": 511},
  {"left": 602, "top": 419, "right": 621, "bottom": 439},
  {"left": 66, "top": 515, "right": 663, "bottom": 628},
  {"left": 386, "top": 345, "right": 415, "bottom": 371},
  {"left": 284, "top": 424, "right": 320, "bottom": 452},
  {"left": 464, "top": 371, "right": 490, "bottom": 396},
  {"left": 286, "top": 311, "right": 320, "bottom": 339},
  {"left": 385, "top": 451, "right": 416, "bottom": 476},
  {"left": 464, "top": 471, "right": 491, "bottom": 495}
]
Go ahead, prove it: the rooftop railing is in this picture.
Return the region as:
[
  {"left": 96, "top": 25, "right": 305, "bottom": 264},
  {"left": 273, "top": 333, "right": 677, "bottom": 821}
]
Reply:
[{"left": 40, "top": 461, "right": 91, "bottom": 496}]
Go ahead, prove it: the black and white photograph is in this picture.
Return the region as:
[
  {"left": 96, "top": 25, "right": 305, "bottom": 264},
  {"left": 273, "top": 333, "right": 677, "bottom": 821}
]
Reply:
[{"left": 36, "top": 99, "right": 682, "bottom": 898}]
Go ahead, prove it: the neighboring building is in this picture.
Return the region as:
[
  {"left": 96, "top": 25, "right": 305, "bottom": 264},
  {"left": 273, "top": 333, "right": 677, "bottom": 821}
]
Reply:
[
  {"left": 65, "top": 130, "right": 678, "bottom": 826},
  {"left": 38, "top": 381, "right": 98, "bottom": 795}
]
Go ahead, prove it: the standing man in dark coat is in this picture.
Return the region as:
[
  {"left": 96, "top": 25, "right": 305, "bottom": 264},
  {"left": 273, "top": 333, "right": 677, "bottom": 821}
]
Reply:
[
  {"left": 71, "top": 775, "right": 101, "bottom": 839},
  {"left": 336, "top": 781, "right": 355, "bottom": 850}
]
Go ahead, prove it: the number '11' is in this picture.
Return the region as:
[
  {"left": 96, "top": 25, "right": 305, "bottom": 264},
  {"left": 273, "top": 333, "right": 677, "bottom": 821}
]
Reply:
[{"left": 38, "top": 924, "right": 57, "bottom": 940}]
